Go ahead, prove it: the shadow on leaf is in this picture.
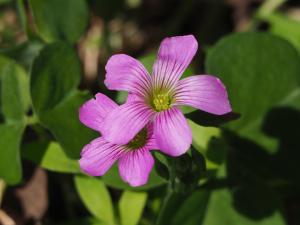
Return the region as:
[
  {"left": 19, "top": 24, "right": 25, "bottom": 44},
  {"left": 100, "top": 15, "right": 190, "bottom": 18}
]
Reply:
[
  {"left": 186, "top": 110, "right": 240, "bottom": 127},
  {"left": 223, "top": 106, "right": 300, "bottom": 223}
]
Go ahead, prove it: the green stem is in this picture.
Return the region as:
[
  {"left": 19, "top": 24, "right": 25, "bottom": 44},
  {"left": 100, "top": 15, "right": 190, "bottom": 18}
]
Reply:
[
  {"left": 156, "top": 189, "right": 175, "bottom": 225},
  {"left": 248, "top": 0, "right": 287, "bottom": 31},
  {"left": 26, "top": 114, "right": 39, "bottom": 126},
  {"left": 257, "top": 0, "right": 287, "bottom": 18},
  {"left": 156, "top": 185, "right": 188, "bottom": 225}
]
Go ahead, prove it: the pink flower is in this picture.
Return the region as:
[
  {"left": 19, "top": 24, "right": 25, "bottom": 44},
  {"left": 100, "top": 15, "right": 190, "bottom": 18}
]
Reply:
[
  {"left": 103, "top": 35, "right": 232, "bottom": 156},
  {"left": 79, "top": 93, "right": 157, "bottom": 187}
]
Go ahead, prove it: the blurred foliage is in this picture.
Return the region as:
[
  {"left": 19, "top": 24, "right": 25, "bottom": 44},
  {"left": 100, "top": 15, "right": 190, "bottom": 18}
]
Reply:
[
  {"left": 29, "top": 0, "right": 89, "bottom": 43},
  {"left": 0, "top": 0, "right": 300, "bottom": 225}
]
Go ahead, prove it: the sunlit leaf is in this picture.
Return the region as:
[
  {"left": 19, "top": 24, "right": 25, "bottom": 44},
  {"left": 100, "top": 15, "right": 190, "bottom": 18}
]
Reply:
[
  {"left": 188, "top": 119, "right": 220, "bottom": 152},
  {"left": 22, "top": 142, "right": 80, "bottom": 173},
  {"left": 119, "top": 191, "right": 147, "bottom": 225},
  {"left": 75, "top": 176, "right": 115, "bottom": 225},
  {"left": 202, "top": 189, "right": 285, "bottom": 225},
  {"left": 188, "top": 119, "right": 224, "bottom": 169}
]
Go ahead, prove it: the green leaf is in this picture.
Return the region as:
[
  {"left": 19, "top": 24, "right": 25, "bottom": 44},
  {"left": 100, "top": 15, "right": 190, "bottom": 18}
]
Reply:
[
  {"left": 156, "top": 192, "right": 187, "bottom": 225},
  {"left": 119, "top": 191, "right": 147, "bottom": 225},
  {"left": 41, "top": 142, "right": 80, "bottom": 173},
  {"left": 102, "top": 163, "right": 166, "bottom": 190},
  {"left": 29, "top": 0, "right": 89, "bottom": 43},
  {"left": 30, "top": 42, "right": 80, "bottom": 113},
  {"left": 206, "top": 32, "right": 300, "bottom": 151},
  {"left": 16, "top": 0, "right": 28, "bottom": 33},
  {"left": 74, "top": 176, "right": 115, "bottom": 225},
  {"left": 139, "top": 53, "right": 155, "bottom": 72},
  {"left": 0, "top": 56, "right": 30, "bottom": 122},
  {"left": 0, "top": 123, "right": 24, "bottom": 184},
  {"left": 30, "top": 43, "right": 96, "bottom": 158},
  {"left": 188, "top": 119, "right": 223, "bottom": 169},
  {"left": 115, "top": 91, "right": 128, "bottom": 104},
  {"left": 39, "top": 91, "right": 97, "bottom": 158},
  {"left": 0, "top": 56, "right": 29, "bottom": 184},
  {"left": 22, "top": 142, "right": 80, "bottom": 173},
  {"left": 157, "top": 190, "right": 209, "bottom": 225},
  {"left": 171, "top": 190, "right": 210, "bottom": 225},
  {"left": 0, "top": 39, "right": 44, "bottom": 70},
  {"left": 202, "top": 189, "right": 285, "bottom": 225},
  {"left": 259, "top": 13, "right": 300, "bottom": 52},
  {"left": 159, "top": 177, "right": 284, "bottom": 225},
  {"left": 188, "top": 119, "right": 220, "bottom": 152},
  {"left": 153, "top": 153, "right": 170, "bottom": 180}
]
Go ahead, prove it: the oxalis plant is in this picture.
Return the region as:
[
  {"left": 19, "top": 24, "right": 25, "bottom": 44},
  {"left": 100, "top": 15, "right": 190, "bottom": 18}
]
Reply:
[{"left": 0, "top": 0, "right": 300, "bottom": 225}]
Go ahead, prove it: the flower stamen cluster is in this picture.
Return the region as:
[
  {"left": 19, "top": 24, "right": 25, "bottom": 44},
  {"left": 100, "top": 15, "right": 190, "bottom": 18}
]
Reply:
[
  {"left": 126, "top": 129, "right": 148, "bottom": 150},
  {"left": 152, "top": 93, "right": 172, "bottom": 112}
]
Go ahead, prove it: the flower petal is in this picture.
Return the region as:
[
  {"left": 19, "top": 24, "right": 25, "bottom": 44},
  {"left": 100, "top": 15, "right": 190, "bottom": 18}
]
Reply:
[
  {"left": 105, "top": 54, "right": 151, "bottom": 96},
  {"left": 152, "top": 35, "right": 198, "bottom": 89},
  {"left": 102, "top": 102, "right": 155, "bottom": 145},
  {"left": 145, "top": 123, "right": 158, "bottom": 150},
  {"left": 79, "top": 93, "right": 118, "bottom": 132},
  {"left": 126, "top": 93, "right": 143, "bottom": 103},
  {"left": 153, "top": 107, "right": 192, "bottom": 156},
  {"left": 118, "top": 148, "right": 154, "bottom": 187},
  {"left": 79, "top": 137, "right": 125, "bottom": 176},
  {"left": 174, "top": 75, "right": 232, "bottom": 115}
]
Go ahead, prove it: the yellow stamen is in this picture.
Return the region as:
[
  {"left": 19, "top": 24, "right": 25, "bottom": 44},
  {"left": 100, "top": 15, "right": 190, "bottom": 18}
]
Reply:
[{"left": 152, "top": 93, "right": 171, "bottom": 112}]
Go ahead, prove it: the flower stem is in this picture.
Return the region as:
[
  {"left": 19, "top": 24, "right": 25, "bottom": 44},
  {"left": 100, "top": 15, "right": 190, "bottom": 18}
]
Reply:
[
  {"left": 156, "top": 189, "right": 185, "bottom": 225},
  {"left": 257, "top": 0, "right": 287, "bottom": 18}
]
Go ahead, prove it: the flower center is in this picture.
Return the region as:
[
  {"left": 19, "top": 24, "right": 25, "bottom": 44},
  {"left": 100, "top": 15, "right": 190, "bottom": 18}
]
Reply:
[
  {"left": 152, "top": 93, "right": 172, "bottom": 112},
  {"left": 126, "top": 128, "right": 148, "bottom": 150}
]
